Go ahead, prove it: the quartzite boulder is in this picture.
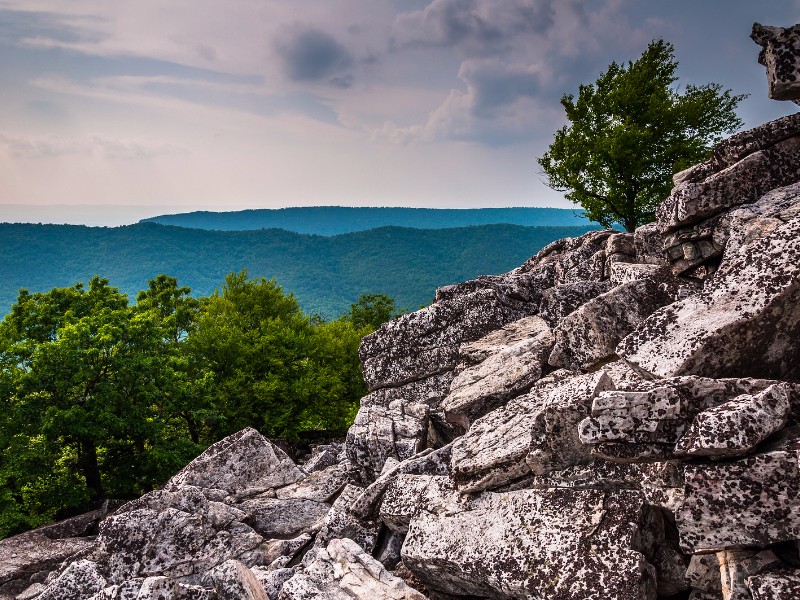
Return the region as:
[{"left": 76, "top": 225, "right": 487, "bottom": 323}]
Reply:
[
  {"left": 548, "top": 276, "right": 677, "bottom": 371},
  {"left": 450, "top": 370, "right": 612, "bottom": 493},
  {"left": 619, "top": 215, "right": 800, "bottom": 380},
  {"left": 677, "top": 428, "right": 800, "bottom": 553},
  {"left": 441, "top": 316, "right": 553, "bottom": 429},
  {"left": 401, "top": 488, "right": 658, "bottom": 600},
  {"left": 747, "top": 570, "right": 800, "bottom": 599},
  {"left": 752, "top": 23, "right": 800, "bottom": 101}
]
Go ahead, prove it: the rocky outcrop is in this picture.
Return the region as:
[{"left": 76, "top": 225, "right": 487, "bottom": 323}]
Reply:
[
  {"left": 752, "top": 23, "right": 800, "bottom": 102},
  {"left": 8, "top": 22, "right": 800, "bottom": 600}
]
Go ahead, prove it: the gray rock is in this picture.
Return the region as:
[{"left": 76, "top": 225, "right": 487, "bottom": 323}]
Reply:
[
  {"left": 537, "top": 281, "right": 612, "bottom": 326},
  {"left": 442, "top": 316, "right": 553, "bottom": 429},
  {"left": 752, "top": 23, "right": 800, "bottom": 101},
  {"left": 378, "top": 475, "right": 462, "bottom": 534},
  {"left": 658, "top": 136, "right": 800, "bottom": 231},
  {"left": 239, "top": 498, "right": 329, "bottom": 539},
  {"left": 300, "top": 443, "right": 343, "bottom": 474},
  {"left": 686, "top": 553, "right": 723, "bottom": 594},
  {"left": 619, "top": 215, "right": 800, "bottom": 380},
  {"left": 346, "top": 401, "right": 428, "bottom": 483},
  {"left": 210, "top": 560, "right": 268, "bottom": 600},
  {"left": 314, "top": 485, "right": 380, "bottom": 554},
  {"left": 451, "top": 371, "right": 612, "bottom": 492},
  {"left": 134, "top": 576, "right": 176, "bottom": 600},
  {"left": 718, "top": 549, "right": 783, "bottom": 600},
  {"left": 167, "top": 428, "right": 304, "bottom": 496},
  {"left": 512, "top": 229, "right": 615, "bottom": 284},
  {"left": 677, "top": 428, "right": 800, "bottom": 553},
  {"left": 251, "top": 567, "right": 296, "bottom": 600},
  {"left": 674, "top": 384, "right": 791, "bottom": 457},
  {"left": 279, "top": 538, "right": 426, "bottom": 600},
  {"left": 548, "top": 276, "right": 676, "bottom": 371},
  {"left": 634, "top": 222, "right": 668, "bottom": 266},
  {"left": 359, "top": 288, "right": 534, "bottom": 391},
  {"left": 275, "top": 462, "right": 349, "bottom": 503},
  {"left": 37, "top": 560, "right": 106, "bottom": 600},
  {"left": 402, "top": 488, "right": 658, "bottom": 600},
  {"left": 747, "top": 570, "right": 800, "bottom": 599}
]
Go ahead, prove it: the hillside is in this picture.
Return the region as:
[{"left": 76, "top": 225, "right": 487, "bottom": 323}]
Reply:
[
  {"left": 139, "top": 206, "right": 592, "bottom": 234},
  {"left": 0, "top": 222, "right": 596, "bottom": 318}
]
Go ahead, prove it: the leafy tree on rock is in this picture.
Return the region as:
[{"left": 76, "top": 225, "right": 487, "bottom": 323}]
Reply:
[{"left": 538, "top": 39, "right": 746, "bottom": 232}]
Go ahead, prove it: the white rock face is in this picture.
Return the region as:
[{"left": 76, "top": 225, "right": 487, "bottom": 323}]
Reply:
[{"left": 402, "top": 488, "right": 658, "bottom": 600}]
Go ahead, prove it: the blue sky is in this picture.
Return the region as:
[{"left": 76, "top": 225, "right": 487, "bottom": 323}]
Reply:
[{"left": 0, "top": 0, "right": 798, "bottom": 225}]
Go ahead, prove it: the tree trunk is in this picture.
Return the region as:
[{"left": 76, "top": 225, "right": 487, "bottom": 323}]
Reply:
[{"left": 78, "top": 438, "right": 103, "bottom": 500}]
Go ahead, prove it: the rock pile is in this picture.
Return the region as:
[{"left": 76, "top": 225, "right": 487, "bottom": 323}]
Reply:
[{"left": 3, "top": 22, "right": 800, "bottom": 600}]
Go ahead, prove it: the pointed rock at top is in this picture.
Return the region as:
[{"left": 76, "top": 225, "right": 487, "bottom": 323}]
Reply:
[
  {"left": 752, "top": 23, "right": 800, "bottom": 102},
  {"left": 166, "top": 427, "right": 304, "bottom": 495}
]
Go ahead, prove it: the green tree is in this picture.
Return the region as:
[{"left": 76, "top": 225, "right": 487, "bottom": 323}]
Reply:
[
  {"left": 347, "top": 293, "right": 400, "bottom": 330},
  {"left": 538, "top": 39, "right": 746, "bottom": 232},
  {"left": 0, "top": 276, "right": 203, "bottom": 536}
]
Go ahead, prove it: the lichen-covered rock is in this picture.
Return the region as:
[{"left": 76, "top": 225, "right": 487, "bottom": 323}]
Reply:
[
  {"left": 279, "top": 538, "right": 425, "bottom": 600},
  {"left": 619, "top": 215, "right": 800, "bottom": 380},
  {"left": 537, "top": 281, "right": 612, "bottom": 326},
  {"left": 359, "top": 288, "right": 534, "bottom": 391},
  {"left": 658, "top": 136, "right": 800, "bottom": 231},
  {"left": 512, "top": 229, "right": 615, "bottom": 283},
  {"left": 275, "top": 462, "right": 349, "bottom": 503},
  {"left": 677, "top": 428, "right": 800, "bottom": 553},
  {"left": 752, "top": 23, "right": 800, "bottom": 101},
  {"left": 747, "top": 569, "right": 800, "bottom": 599},
  {"left": 210, "top": 559, "right": 269, "bottom": 600},
  {"left": 548, "top": 276, "right": 676, "bottom": 371},
  {"left": 314, "top": 485, "right": 380, "bottom": 554},
  {"left": 402, "top": 488, "right": 658, "bottom": 600},
  {"left": 239, "top": 498, "right": 329, "bottom": 539},
  {"left": 686, "top": 553, "right": 723, "bottom": 595},
  {"left": 442, "top": 316, "right": 553, "bottom": 429},
  {"left": 717, "top": 549, "right": 783, "bottom": 600},
  {"left": 634, "top": 222, "right": 668, "bottom": 266},
  {"left": 167, "top": 428, "right": 304, "bottom": 496},
  {"left": 346, "top": 401, "right": 429, "bottom": 482},
  {"left": 378, "top": 475, "right": 461, "bottom": 534},
  {"left": 36, "top": 560, "right": 106, "bottom": 600},
  {"left": 579, "top": 376, "right": 785, "bottom": 452},
  {"left": 674, "top": 384, "right": 791, "bottom": 457},
  {"left": 451, "top": 370, "right": 612, "bottom": 492}
]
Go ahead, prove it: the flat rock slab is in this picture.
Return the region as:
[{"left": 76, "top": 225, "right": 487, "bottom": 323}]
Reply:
[
  {"left": 548, "top": 277, "right": 675, "bottom": 371},
  {"left": 619, "top": 215, "right": 800, "bottom": 380},
  {"left": 401, "top": 488, "right": 657, "bottom": 600},
  {"left": 451, "top": 371, "right": 611, "bottom": 493},
  {"left": 677, "top": 429, "right": 800, "bottom": 553},
  {"left": 442, "top": 317, "right": 553, "bottom": 429}
]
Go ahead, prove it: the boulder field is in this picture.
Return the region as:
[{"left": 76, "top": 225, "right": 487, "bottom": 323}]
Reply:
[{"left": 3, "top": 23, "right": 800, "bottom": 600}]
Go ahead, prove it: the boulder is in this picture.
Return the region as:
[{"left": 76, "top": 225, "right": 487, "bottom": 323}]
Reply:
[
  {"left": 537, "top": 281, "right": 612, "bottom": 326},
  {"left": 658, "top": 136, "right": 800, "bottom": 231},
  {"left": 166, "top": 428, "right": 304, "bottom": 496},
  {"left": 378, "top": 475, "right": 461, "bottom": 534},
  {"left": 239, "top": 498, "right": 329, "bottom": 539},
  {"left": 279, "top": 538, "right": 426, "bottom": 600},
  {"left": 548, "top": 276, "right": 676, "bottom": 371},
  {"left": 752, "top": 23, "right": 800, "bottom": 101},
  {"left": 717, "top": 549, "right": 783, "bottom": 600},
  {"left": 619, "top": 215, "right": 800, "bottom": 380},
  {"left": 451, "top": 370, "right": 612, "bottom": 492},
  {"left": 210, "top": 559, "right": 269, "bottom": 600},
  {"left": 401, "top": 488, "right": 658, "bottom": 600},
  {"left": 442, "top": 316, "right": 553, "bottom": 429},
  {"left": 36, "top": 560, "right": 106, "bottom": 600},
  {"left": 677, "top": 428, "right": 800, "bottom": 553},
  {"left": 747, "top": 570, "right": 800, "bottom": 599}
]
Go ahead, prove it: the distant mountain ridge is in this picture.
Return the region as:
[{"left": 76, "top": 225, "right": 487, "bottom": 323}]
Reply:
[
  {"left": 0, "top": 222, "right": 597, "bottom": 319},
  {"left": 140, "top": 206, "right": 591, "bottom": 234}
]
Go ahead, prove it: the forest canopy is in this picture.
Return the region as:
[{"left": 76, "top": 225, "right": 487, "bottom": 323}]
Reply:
[{"left": 0, "top": 272, "right": 389, "bottom": 538}]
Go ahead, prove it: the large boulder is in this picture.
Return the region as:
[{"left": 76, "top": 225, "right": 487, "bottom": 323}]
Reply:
[
  {"left": 401, "top": 488, "right": 659, "bottom": 600},
  {"left": 752, "top": 23, "right": 800, "bottom": 101},
  {"left": 619, "top": 215, "right": 800, "bottom": 380}
]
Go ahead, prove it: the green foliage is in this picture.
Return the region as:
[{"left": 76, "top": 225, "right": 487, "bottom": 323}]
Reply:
[
  {"left": 0, "top": 223, "right": 598, "bottom": 320},
  {"left": 0, "top": 271, "right": 375, "bottom": 537},
  {"left": 347, "top": 293, "right": 401, "bottom": 330},
  {"left": 538, "top": 39, "right": 746, "bottom": 232}
]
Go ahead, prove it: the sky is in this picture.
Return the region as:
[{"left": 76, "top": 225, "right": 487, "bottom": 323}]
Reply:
[{"left": 0, "top": 0, "right": 799, "bottom": 226}]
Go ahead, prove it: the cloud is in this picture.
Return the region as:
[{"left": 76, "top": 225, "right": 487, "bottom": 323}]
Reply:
[
  {"left": 275, "top": 26, "right": 354, "bottom": 85},
  {"left": 392, "top": 0, "right": 556, "bottom": 54},
  {"left": 0, "top": 132, "right": 188, "bottom": 159}
]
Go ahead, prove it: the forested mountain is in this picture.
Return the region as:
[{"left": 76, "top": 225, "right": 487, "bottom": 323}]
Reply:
[
  {"left": 0, "top": 222, "right": 597, "bottom": 318},
  {"left": 140, "top": 206, "right": 592, "bottom": 234}
]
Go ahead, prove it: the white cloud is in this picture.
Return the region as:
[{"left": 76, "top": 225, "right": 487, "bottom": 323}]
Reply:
[{"left": 0, "top": 132, "right": 189, "bottom": 159}]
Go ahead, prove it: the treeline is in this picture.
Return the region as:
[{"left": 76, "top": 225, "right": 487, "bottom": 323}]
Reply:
[
  {"left": 0, "top": 222, "right": 598, "bottom": 319},
  {"left": 0, "top": 273, "right": 397, "bottom": 538}
]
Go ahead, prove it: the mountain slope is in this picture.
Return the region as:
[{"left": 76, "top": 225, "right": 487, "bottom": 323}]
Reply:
[
  {"left": 0, "top": 223, "right": 597, "bottom": 318},
  {"left": 140, "top": 206, "right": 592, "bottom": 235}
]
